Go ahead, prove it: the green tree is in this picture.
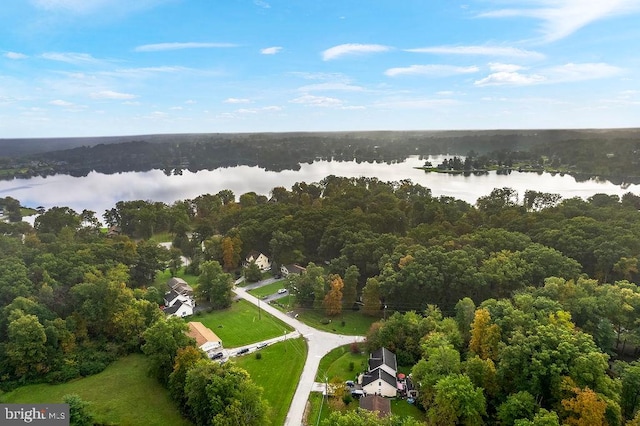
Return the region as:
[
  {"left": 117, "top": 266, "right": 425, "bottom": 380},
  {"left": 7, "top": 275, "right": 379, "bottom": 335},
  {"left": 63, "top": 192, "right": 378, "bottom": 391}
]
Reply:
[
  {"left": 497, "top": 391, "right": 538, "bottom": 426},
  {"left": 142, "top": 316, "right": 194, "bottom": 385},
  {"left": 362, "top": 277, "right": 381, "bottom": 317},
  {"left": 5, "top": 312, "right": 48, "bottom": 378},
  {"left": 63, "top": 394, "right": 94, "bottom": 426},
  {"left": 455, "top": 297, "right": 476, "bottom": 345},
  {"left": 184, "top": 359, "right": 270, "bottom": 426},
  {"left": 621, "top": 362, "right": 640, "bottom": 420},
  {"left": 514, "top": 409, "right": 560, "bottom": 426},
  {"left": 130, "top": 240, "right": 169, "bottom": 287},
  {"left": 342, "top": 265, "right": 360, "bottom": 309},
  {"left": 428, "top": 374, "right": 486, "bottom": 426},
  {"left": 244, "top": 261, "right": 262, "bottom": 283},
  {"left": 168, "top": 346, "right": 208, "bottom": 415},
  {"left": 197, "top": 261, "right": 233, "bottom": 309}
]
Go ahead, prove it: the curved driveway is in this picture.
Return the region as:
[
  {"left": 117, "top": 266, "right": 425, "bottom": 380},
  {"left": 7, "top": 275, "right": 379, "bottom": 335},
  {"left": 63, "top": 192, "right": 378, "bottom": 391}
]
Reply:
[{"left": 233, "top": 286, "right": 365, "bottom": 426}]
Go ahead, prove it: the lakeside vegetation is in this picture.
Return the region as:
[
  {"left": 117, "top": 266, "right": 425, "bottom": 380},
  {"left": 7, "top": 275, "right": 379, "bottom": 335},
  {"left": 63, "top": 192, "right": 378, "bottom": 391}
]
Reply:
[{"left": 1, "top": 129, "right": 639, "bottom": 185}]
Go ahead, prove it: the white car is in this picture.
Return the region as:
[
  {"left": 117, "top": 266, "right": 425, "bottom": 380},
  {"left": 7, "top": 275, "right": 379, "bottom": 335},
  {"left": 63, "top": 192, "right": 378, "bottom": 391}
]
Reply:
[
  {"left": 257, "top": 342, "right": 268, "bottom": 349},
  {"left": 277, "top": 288, "right": 288, "bottom": 294}
]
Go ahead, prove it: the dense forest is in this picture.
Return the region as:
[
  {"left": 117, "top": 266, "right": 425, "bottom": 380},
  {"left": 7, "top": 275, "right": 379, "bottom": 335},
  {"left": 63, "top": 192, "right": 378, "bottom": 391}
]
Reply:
[
  {"left": 2, "top": 176, "right": 640, "bottom": 424},
  {"left": 1, "top": 129, "right": 639, "bottom": 184}
]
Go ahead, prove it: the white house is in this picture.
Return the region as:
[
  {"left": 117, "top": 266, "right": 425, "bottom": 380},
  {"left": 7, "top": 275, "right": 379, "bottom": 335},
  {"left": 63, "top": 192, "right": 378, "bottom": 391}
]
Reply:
[
  {"left": 187, "top": 322, "right": 223, "bottom": 358},
  {"left": 281, "top": 264, "right": 306, "bottom": 277},
  {"left": 163, "top": 289, "right": 195, "bottom": 318},
  {"left": 360, "top": 347, "right": 398, "bottom": 398},
  {"left": 361, "top": 367, "right": 397, "bottom": 398},
  {"left": 244, "top": 251, "right": 271, "bottom": 271}
]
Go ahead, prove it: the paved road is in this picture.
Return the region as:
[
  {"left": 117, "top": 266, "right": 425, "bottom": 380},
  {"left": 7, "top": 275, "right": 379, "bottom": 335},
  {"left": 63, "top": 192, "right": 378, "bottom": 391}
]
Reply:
[{"left": 233, "top": 286, "right": 365, "bottom": 426}]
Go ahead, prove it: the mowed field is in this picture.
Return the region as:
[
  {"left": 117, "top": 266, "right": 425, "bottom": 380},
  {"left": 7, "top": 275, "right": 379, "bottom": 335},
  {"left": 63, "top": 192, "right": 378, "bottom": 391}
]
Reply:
[
  {"left": 234, "top": 338, "right": 308, "bottom": 426},
  {"left": 0, "top": 354, "right": 190, "bottom": 426},
  {"left": 194, "top": 299, "right": 293, "bottom": 347}
]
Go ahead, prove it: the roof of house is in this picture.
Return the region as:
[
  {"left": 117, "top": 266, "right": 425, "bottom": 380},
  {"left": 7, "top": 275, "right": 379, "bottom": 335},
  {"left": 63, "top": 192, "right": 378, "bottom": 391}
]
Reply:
[
  {"left": 164, "top": 289, "right": 180, "bottom": 303},
  {"left": 368, "top": 347, "right": 397, "bottom": 372},
  {"left": 246, "top": 250, "right": 264, "bottom": 260},
  {"left": 187, "top": 322, "right": 222, "bottom": 347},
  {"left": 283, "top": 264, "right": 306, "bottom": 274},
  {"left": 359, "top": 395, "right": 391, "bottom": 417},
  {"left": 168, "top": 277, "right": 193, "bottom": 293},
  {"left": 163, "top": 300, "right": 184, "bottom": 315},
  {"left": 361, "top": 367, "right": 397, "bottom": 389}
]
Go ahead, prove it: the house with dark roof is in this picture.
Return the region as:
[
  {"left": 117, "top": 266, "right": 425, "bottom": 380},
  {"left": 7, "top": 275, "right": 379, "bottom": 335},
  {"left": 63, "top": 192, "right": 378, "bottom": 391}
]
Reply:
[
  {"left": 368, "top": 347, "right": 398, "bottom": 378},
  {"left": 281, "top": 264, "right": 306, "bottom": 277},
  {"left": 163, "top": 299, "right": 193, "bottom": 318},
  {"left": 163, "top": 287, "right": 195, "bottom": 318},
  {"left": 361, "top": 365, "right": 397, "bottom": 397},
  {"left": 167, "top": 277, "right": 194, "bottom": 296},
  {"left": 358, "top": 347, "right": 398, "bottom": 398},
  {"left": 359, "top": 395, "right": 391, "bottom": 418},
  {"left": 243, "top": 251, "right": 271, "bottom": 271}
]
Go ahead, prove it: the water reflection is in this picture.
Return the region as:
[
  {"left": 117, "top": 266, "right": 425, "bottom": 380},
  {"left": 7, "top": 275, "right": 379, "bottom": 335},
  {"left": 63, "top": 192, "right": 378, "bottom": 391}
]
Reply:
[{"left": 0, "top": 156, "right": 638, "bottom": 217}]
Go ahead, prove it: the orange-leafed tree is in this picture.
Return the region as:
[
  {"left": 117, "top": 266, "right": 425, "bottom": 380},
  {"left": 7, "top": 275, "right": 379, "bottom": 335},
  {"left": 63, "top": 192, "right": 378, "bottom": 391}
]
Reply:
[
  {"left": 469, "top": 308, "right": 501, "bottom": 361},
  {"left": 323, "top": 274, "right": 344, "bottom": 317}
]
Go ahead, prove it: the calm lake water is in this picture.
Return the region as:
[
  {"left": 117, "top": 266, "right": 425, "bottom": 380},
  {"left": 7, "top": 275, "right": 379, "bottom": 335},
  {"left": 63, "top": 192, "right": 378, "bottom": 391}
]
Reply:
[{"left": 1, "top": 156, "right": 638, "bottom": 218}]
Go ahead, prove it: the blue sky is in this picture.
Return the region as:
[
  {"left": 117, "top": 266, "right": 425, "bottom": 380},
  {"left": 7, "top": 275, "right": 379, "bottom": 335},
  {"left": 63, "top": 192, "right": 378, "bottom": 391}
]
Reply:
[{"left": 1, "top": 0, "right": 640, "bottom": 137}]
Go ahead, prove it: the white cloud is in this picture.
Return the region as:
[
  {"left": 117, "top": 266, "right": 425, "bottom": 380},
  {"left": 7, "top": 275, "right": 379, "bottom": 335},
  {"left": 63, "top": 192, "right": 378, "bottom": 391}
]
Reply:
[
  {"left": 262, "top": 105, "right": 282, "bottom": 111},
  {"left": 406, "top": 45, "right": 544, "bottom": 59},
  {"left": 224, "top": 98, "right": 251, "bottom": 104},
  {"left": 475, "top": 71, "right": 545, "bottom": 86},
  {"left": 478, "top": 0, "right": 640, "bottom": 43},
  {"left": 185, "top": 100, "right": 197, "bottom": 104},
  {"left": 474, "top": 62, "right": 623, "bottom": 86},
  {"left": 290, "top": 94, "right": 343, "bottom": 107},
  {"left": 322, "top": 43, "right": 391, "bottom": 61},
  {"left": 135, "top": 42, "right": 237, "bottom": 52},
  {"left": 546, "top": 62, "right": 623, "bottom": 82},
  {"left": 235, "top": 106, "right": 282, "bottom": 114},
  {"left": 5, "top": 52, "right": 28, "bottom": 59},
  {"left": 260, "top": 46, "right": 282, "bottom": 55},
  {"left": 42, "top": 52, "right": 102, "bottom": 64},
  {"left": 297, "top": 82, "right": 365, "bottom": 92},
  {"left": 254, "top": 0, "right": 270, "bottom": 9},
  {"left": 488, "top": 63, "right": 524, "bottom": 72},
  {"left": 49, "top": 99, "right": 74, "bottom": 106},
  {"left": 384, "top": 64, "right": 479, "bottom": 77},
  {"left": 90, "top": 90, "right": 137, "bottom": 99}
]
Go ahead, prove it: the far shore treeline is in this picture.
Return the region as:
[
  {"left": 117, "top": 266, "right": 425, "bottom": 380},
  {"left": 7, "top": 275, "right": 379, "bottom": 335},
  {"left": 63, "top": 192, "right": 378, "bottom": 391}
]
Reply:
[{"left": 1, "top": 128, "right": 639, "bottom": 184}]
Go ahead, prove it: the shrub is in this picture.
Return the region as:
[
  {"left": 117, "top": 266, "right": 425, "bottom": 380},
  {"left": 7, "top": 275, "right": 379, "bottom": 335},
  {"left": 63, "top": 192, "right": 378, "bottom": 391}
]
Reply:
[
  {"left": 350, "top": 342, "right": 360, "bottom": 354},
  {"left": 320, "top": 318, "right": 331, "bottom": 325},
  {"left": 349, "top": 362, "right": 354, "bottom": 372},
  {"left": 342, "top": 394, "right": 353, "bottom": 405},
  {"left": 341, "top": 320, "right": 346, "bottom": 327},
  {"left": 255, "top": 352, "right": 262, "bottom": 360}
]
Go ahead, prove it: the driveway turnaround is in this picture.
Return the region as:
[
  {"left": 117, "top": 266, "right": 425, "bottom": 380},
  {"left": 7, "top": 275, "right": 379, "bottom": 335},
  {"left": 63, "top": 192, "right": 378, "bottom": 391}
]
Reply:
[{"left": 233, "top": 286, "right": 365, "bottom": 426}]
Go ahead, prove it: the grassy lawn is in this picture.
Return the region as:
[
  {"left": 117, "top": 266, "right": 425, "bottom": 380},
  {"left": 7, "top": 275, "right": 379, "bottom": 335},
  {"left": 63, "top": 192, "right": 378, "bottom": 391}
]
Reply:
[
  {"left": 234, "top": 338, "right": 307, "bottom": 426},
  {"left": 193, "top": 299, "right": 292, "bottom": 347},
  {"left": 248, "top": 281, "right": 287, "bottom": 298},
  {"left": 391, "top": 399, "right": 426, "bottom": 421},
  {"left": 316, "top": 344, "right": 367, "bottom": 382},
  {"left": 149, "top": 231, "right": 174, "bottom": 243},
  {"left": 294, "top": 309, "right": 377, "bottom": 336},
  {"left": 0, "top": 354, "right": 190, "bottom": 426},
  {"left": 305, "top": 393, "right": 332, "bottom": 426}
]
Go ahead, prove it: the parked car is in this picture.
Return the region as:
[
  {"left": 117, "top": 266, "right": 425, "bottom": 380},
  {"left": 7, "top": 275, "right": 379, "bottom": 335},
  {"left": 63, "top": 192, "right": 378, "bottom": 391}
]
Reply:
[
  {"left": 257, "top": 342, "right": 268, "bottom": 349},
  {"left": 236, "top": 348, "right": 250, "bottom": 355},
  {"left": 211, "top": 352, "right": 224, "bottom": 360},
  {"left": 277, "top": 288, "right": 287, "bottom": 294}
]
